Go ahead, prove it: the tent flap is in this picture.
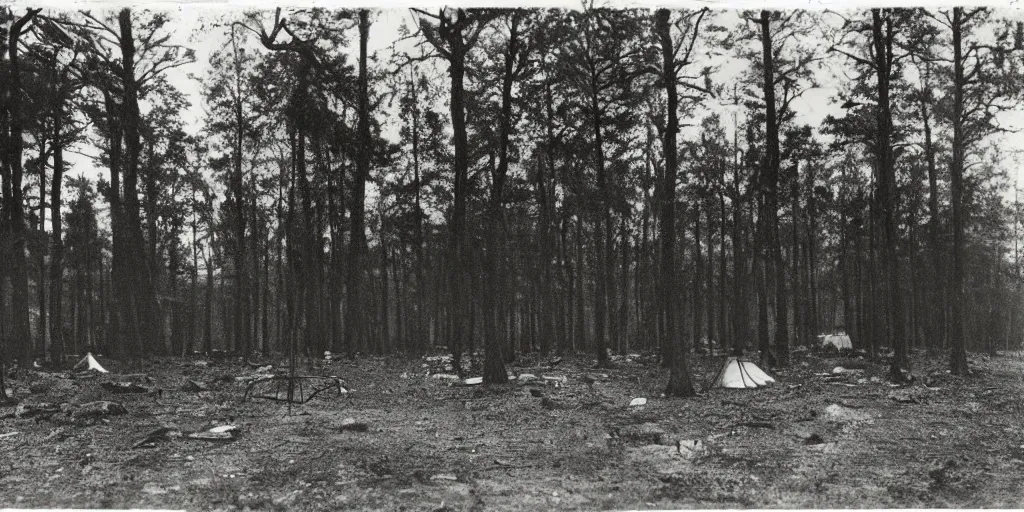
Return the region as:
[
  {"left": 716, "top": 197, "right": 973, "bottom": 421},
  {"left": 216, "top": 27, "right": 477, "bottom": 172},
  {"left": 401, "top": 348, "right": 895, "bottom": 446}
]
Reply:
[{"left": 712, "top": 357, "right": 774, "bottom": 389}]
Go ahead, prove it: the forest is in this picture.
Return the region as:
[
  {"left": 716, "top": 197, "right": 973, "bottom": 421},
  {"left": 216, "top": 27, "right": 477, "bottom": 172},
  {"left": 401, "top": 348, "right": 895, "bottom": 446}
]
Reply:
[
  {"left": 3, "top": 6, "right": 1024, "bottom": 392},
  {"left": 4, "top": 6, "right": 1024, "bottom": 510}
]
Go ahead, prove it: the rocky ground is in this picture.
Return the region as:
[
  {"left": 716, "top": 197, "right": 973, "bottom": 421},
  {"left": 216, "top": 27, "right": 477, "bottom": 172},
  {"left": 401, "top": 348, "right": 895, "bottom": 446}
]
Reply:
[{"left": 2, "top": 348, "right": 1023, "bottom": 510}]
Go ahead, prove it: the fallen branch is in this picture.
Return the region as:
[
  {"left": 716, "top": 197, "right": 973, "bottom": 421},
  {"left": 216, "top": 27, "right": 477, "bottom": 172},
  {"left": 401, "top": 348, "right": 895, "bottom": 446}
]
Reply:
[
  {"left": 734, "top": 421, "right": 774, "bottom": 429},
  {"left": 243, "top": 375, "right": 346, "bottom": 404}
]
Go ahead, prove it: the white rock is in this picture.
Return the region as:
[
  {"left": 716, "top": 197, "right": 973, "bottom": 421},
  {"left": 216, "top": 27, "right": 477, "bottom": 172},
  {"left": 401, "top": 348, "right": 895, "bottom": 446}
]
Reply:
[
  {"left": 629, "top": 397, "right": 647, "bottom": 407},
  {"left": 142, "top": 482, "right": 169, "bottom": 495},
  {"left": 824, "top": 403, "right": 870, "bottom": 422},
  {"left": 677, "top": 439, "right": 706, "bottom": 458}
]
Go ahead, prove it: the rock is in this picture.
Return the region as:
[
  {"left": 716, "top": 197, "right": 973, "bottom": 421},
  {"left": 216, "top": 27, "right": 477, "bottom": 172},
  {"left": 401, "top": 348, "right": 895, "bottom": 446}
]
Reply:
[
  {"left": 677, "top": 439, "right": 705, "bottom": 458},
  {"left": 629, "top": 397, "right": 647, "bottom": 407},
  {"left": 462, "top": 377, "right": 483, "bottom": 386},
  {"left": 72, "top": 401, "right": 127, "bottom": 419},
  {"left": 517, "top": 373, "right": 538, "bottom": 382},
  {"left": 187, "top": 425, "right": 239, "bottom": 442},
  {"left": 142, "top": 482, "right": 169, "bottom": 495},
  {"left": 824, "top": 403, "right": 870, "bottom": 422},
  {"left": 803, "top": 433, "right": 825, "bottom": 445},
  {"left": 180, "top": 380, "right": 208, "bottom": 393},
  {"left": 340, "top": 418, "right": 369, "bottom": 433},
  {"left": 807, "top": 442, "right": 838, "bottom": 452},
  {"left": 832, "top": 366, "right": 863, "bottom": 375},
  {"left": 431, "top": 374, "right": 460, "bottom": 381},
  {"left": 430, "top": 473, "right": 458, "bottom": 482},
  {"left": 15, "top": 402, "right": 60, "bottom": 419}
]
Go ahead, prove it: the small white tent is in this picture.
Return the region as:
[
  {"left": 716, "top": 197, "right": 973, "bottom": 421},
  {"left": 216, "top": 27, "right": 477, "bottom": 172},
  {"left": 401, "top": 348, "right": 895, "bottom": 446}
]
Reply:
[
  {"left": 711, "top": 357, "right": 775, "bottom": 389},
  {"left": 821, "top": 333, "right": 853, "bottom": 350},
  {"left": 73, "top": 352, "right": 109, "bottom": 373}
]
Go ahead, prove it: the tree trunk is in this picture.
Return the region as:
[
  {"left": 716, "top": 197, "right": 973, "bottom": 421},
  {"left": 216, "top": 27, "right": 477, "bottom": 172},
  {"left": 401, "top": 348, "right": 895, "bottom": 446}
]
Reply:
[
  {"left": 949, "top": 7, "right": 970, "bottom": 375},
  {"left": 5, "top": 10, "right": 38, "bottom": 363},
  {"left": 49, "top": 105, "right": 66, "bottom": 364},
  {"left": 693, "top": 204, "right": 704, "bottom": 351},
  {"left": 760, "top": 10, "right": 788, "bottom": 366},
  {"left": 118, "top": 8, "right": 160, "bottom": 357},
  {"left": 590, "top": 81, "right": 610, "bottom": 367},
  {"left": 658, "top": 9, "right": 696, "bottom": 397},
  {"left": 482, "top": 15, "right": 521, "bottom": 384},
  {"left": 791, "top": 163, "right": 802, "bottom": 347},
  {"left": 345, "top": 10, "right": 371, "bottom": 361},
  {"left": 731, "top": 112, "right": 746, "bottom": 356},
  {"left": 38, "top": 131, "right": 49, "bottom": 357},
  {"left": 872, "top": 10, "right": 909, "bottom": 379}
]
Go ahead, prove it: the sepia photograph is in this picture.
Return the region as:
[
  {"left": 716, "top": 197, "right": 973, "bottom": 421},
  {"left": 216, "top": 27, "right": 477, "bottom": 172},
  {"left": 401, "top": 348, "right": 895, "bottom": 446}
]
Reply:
[{"left": 1, "top": 1, "right": 1024, "bottom": 509}]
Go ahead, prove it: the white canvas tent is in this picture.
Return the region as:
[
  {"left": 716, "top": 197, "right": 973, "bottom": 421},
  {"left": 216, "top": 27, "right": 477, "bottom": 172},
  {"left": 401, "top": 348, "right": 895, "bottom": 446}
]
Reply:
[
  {"left": 73, "top": 352, "right": 109, "bottom": 373},
  {"left": 821, "top": 333, "right": 852, "bottom": 350},
  {"left": 711, "top": 357, "right": 775, "bottom": 389}
]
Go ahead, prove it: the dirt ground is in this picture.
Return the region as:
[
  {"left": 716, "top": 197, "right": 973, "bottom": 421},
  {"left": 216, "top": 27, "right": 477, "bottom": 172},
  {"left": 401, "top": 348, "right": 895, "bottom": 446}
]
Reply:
[{"left": 2, "top": 347, "right": 1024, "bottom": 511}]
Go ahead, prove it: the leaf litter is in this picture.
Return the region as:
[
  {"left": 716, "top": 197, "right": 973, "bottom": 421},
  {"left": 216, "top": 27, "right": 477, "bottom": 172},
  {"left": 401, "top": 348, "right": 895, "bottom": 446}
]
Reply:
[{"left": 2, "top": 350, "right": 1024, "bottom": 509}]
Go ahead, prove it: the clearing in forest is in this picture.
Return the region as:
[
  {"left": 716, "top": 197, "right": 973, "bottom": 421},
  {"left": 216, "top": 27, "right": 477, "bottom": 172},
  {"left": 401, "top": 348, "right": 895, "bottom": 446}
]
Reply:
[{"left": 2, "top": 350, "right": 1024, "bottom": 510}]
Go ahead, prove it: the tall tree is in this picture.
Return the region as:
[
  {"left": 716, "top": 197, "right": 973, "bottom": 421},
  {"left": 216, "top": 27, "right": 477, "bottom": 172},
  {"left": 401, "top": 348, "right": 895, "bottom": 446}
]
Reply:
[
  {"left": 558, "top": 7, "right": 645, "bottom": 366},
  {"left": 654, "top": 7, "right": 713, "bottom": 396},
  {"left": 346, "top": 9, "right": 372, "bottom": 361},
  {"left": 478, "top": 10, "right": 533, "bottom": 384},
  {"left": 414, "top": 7, "right": 497, "bottom": 374},
  {"left": 738, "top": 10, "right": 818, "bottom": 366},
  {"left": 936, "top": 8, "right": 1024, "bottom": 374},
  {"left": 77, "top": 9, "right": 195, "bottom": 356},
  {"left": 2, "top": 8, "right": 41, "bottom": 363}
]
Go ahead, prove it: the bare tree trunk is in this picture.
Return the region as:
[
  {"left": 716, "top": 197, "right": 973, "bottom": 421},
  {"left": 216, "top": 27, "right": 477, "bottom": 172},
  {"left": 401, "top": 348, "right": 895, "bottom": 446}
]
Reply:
[
  {"left": 870, "top": 9, "right": 909, "bottom": 379},
  {"left": 50, "top": 106, "right": 66, "bottom": 364},
  {"left": 38, "top": 131, "right": 49, "bottom": 357},
  {"left": 760, "top": 10, "right": 788, "bottom": 366},
  {"left": 5, "top": 9, "right": 39, "bottom": 363},
  {"left": 590, "top": 84, "right": 610, "bottom": 367},
  {"left": 345, "top": 11, "right": 371, "bottom": 361},
  {"left": 658, "top": 9, "right": 696, "bottom": 396},
  {"left": 949, "top": 7, "right": 970, "bottom": 375}
]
